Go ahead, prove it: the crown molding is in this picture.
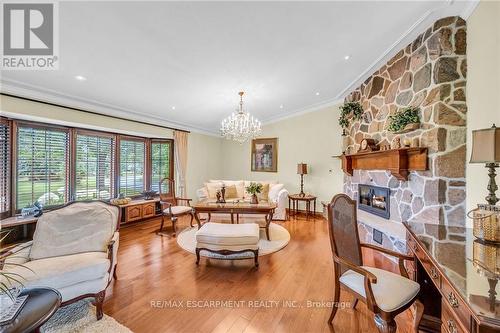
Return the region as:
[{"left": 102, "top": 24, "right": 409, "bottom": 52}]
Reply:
[
  {"left": 0, "top": 78, "right": 220, "bottom": 137},
  {"left": 0, "top": 0, "right": 478, "bottom": 136},
  {"left": 261, "top": 97, "right": 343, "bottom": 126},
  {"left": 461, "top": 0, "right": 480, "bottom": 20},
  {"left": 335, "top": 0, "right": 477, "bottom": 101}
]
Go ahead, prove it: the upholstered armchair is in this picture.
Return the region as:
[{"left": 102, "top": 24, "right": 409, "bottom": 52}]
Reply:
[
  {"left": 327, "top": 194, "right": 423, "bottom": 333},
  {"left": 0, "top": 201, "right": 119, "bottom": 320},
  {"left": 158, "top": 177, "right": 194, "bottom": 236}
]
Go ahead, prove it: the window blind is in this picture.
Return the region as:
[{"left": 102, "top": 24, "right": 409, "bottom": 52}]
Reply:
[
  {"left": 119, "top": 139, "right": 145, "bottom": 197},
  {"left": 0, "top": 120, "right": 10, "bottom": 215},
  {"left": 75, "top": 133, "right": 115, "bottom": 200},
  {"left": 151, "top": 141, "right": 172, "bottom": 192},
  {"left": 16, "top": 125, "right": 69, "bottom": 209}
]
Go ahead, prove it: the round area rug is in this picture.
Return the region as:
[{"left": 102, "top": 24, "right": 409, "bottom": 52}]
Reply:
[
  {"left": 177, "top": 222, "right": 290, "bottom": 259},
  {"left": 41, "top": 299, "right": 132, "bottom": 333}
]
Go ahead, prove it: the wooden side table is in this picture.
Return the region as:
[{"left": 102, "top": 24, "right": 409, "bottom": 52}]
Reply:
[
  {"left": 0, "top": 287, "right": 61, "bottom": 333},
  {"left": 288, "top": 194, "right": 317, "bottom": 219}
]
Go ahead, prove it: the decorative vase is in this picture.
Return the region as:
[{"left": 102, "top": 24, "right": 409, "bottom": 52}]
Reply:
[{"left": 250, "top": 194, "right": 258, "bottom": 204}]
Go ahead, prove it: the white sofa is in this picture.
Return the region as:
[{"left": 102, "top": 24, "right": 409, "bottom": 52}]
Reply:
[
  {"left": 0, "top": 201, "right": 119, "bottom": 320},
  {"left": 196, "top": 180, "right": 288, "bottom": 220}
]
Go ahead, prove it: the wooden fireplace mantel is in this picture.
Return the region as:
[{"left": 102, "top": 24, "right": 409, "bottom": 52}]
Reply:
[{"left": 341, "top": 147, "right": 428, "bottom": 181}]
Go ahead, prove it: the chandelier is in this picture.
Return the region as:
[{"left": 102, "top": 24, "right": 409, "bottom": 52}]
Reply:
[{"left": 220, "top": 91, "right": 262, "bottom": 143}]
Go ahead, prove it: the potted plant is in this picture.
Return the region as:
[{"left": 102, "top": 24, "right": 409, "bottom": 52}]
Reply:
[
  {"left": 338, "top": 101, "right": 364, "bottom": 136},
  {"left": 0, "top": 231, "right": 31, "bottom": 314},
  {"left": 245, "top": 182, "right": 263, "bottom": 204},
  {"left": 388, "top": 107, "right": 421, "bottom": 133}
]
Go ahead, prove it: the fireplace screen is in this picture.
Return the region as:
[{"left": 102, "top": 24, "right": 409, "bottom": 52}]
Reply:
[{"left": 358, "top": 184, "right": 390, "bottom": 219}]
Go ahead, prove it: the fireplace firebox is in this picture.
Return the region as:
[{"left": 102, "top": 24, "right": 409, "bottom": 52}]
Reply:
[{"left": 358, "top": 184, "right": 391, "bottom": 219}]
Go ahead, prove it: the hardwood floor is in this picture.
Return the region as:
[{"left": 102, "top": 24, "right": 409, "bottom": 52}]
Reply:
[{"left": 104, "top": 214, "right": 414, "bottom": 333}]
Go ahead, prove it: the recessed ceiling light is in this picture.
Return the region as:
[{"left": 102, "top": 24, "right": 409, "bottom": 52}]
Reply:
[
  {"left": 315, "top": 92, "right": 320, "bottom": 96},
  {"left": 172, "top": 106, "right": 176, "bottom": 110},
  {"left": 279, "top": 104, "right": 284, "bottom": 109},
  {"left": 75, "top": 75, "right": 86, "bottom": 81},
  {"left": 344, "top": 55, "right": 351, "bottom": 60}
]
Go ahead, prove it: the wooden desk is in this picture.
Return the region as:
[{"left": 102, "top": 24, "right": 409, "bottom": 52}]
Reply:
[{"left": 404, "top": 222, "right": 500, "bottom": 333}]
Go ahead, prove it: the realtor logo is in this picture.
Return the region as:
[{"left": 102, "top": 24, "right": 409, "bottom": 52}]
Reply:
[{"left": 1, "top": 2, "right": 59, "bottom": 70}]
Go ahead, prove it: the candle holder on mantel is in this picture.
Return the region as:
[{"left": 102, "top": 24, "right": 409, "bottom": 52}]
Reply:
[{"left": 297, "top": 163, "right": 308, "bottom": 197}]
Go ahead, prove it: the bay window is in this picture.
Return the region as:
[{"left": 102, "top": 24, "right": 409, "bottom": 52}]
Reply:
[
  {"left": 1, "top": 116, "right": 176, "bottom": 216},
  {"left": 16, "top": 124, "right": 69, "bottom": 209},
  {"left": 151, "top": 140, "right": 173, "bottom": 192},
  {"left": 0, "top": 119, "right": 11, "bottom": 217},
  {"left": 119, "top": 138, "right": 146, "bottom": 197},
  {"left": 75, "top": 132, "right": 115, "bottom": 200}
]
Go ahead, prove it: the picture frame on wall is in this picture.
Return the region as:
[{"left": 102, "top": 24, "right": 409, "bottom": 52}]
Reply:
[{"left": 251, "top": 138, "right": 278, "bottom": 172}]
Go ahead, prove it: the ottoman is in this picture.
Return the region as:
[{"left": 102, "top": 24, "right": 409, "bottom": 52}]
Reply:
[{"left": 195, "top": 222, "right": 260, "bottom": 267}]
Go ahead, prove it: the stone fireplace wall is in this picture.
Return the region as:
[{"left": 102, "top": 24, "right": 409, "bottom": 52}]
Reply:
[{"left": 343, "top": 16, "right": 467, "bottom": 228}]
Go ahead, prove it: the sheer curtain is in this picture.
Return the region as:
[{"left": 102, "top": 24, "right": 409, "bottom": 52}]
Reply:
[{"left": 173, "top": 130, "right": 188, "bottom": 197}]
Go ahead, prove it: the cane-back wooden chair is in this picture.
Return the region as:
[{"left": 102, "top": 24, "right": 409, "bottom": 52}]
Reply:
[
  {"left": 327, "top": 194, "right": 423, "bottom": 333},
  {"left": 158, "top": 177, "right": 194, "bottom": 237}
]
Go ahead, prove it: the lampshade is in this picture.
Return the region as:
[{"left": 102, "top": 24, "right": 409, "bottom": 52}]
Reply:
[
  {"left": 297, "top": 163, "right": 308, "bottom": 175},
  {"left": 470, "top": 125, "right": 500, "bottom": 163}
]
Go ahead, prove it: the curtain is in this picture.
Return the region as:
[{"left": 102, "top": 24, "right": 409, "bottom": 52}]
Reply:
[{"left": 173, "top": 130, "right": 188, "bottom": 197}]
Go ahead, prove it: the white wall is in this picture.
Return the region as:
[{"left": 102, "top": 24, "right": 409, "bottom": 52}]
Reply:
[
  {"left": 466, "top": 1, "right": 500, "bottom": 214},
  {"left": 186, "top": 132, "right": 223, "bottom": 200},
  {"left": 221, "top": 104, "right": 344, "bottom": 204},
  {"left": 465, "top": 0, "right": 500, "bottom": 306}
]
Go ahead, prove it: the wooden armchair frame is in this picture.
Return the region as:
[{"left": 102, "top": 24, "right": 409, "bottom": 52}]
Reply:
[
  {"left": 158, "top": 177, "right": 194, "bottom": 236},
  {"left": 327, "top": 194, "right": 423, "bottom": 333}
]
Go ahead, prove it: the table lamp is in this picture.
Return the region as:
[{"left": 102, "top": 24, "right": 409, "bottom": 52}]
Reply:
[
  {"left": 297, "top": 163, "right": 308, "bottom": 197},
  {"left": 470, "top": 124, "right": 500, "bottom": 205}
]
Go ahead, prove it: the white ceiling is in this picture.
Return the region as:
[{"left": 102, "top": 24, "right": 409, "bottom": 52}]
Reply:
[{"left": 0, "top": 1, "right": 477, "bottom": 135}]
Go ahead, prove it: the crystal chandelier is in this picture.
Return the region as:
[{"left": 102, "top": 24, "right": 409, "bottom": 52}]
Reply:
[{"left": 220, "top": 91, "right": 262, "bottom": 143}]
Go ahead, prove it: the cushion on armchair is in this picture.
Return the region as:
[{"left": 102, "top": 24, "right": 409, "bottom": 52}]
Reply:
[
  {"left": 29, "top": 202, "right": 118, "bottom": 260},
  {"left": 5, "top": 252, "right": 110, "bottom": 290}
]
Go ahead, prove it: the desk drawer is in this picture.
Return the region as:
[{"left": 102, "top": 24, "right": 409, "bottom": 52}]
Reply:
[
  {"left": 442, "top": 300, "right": 466, "bottom": 333},
  {"left": 441, "top": 278, "right": 470, "bottom": 331},
  {"left": 407, "top": 235, "right": 440, "bottom": 287}
]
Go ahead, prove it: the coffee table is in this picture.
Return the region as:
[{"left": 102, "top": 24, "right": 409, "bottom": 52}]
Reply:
[
  {"left": 192, "top": 201, "right": 276, "bottom": 240},
  {"left": 0, "top": 287, "right": 61, "bottom": 333}
]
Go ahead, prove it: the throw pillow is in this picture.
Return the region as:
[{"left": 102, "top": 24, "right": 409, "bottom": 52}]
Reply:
[
  {"left": 224, "top": 185, "right": 239, "bottom": 199},
  {"left": 258, "top": 183, "right": 270, "bottom": 201},
  {"left": 205, "top": 182, "right": 223, "bottom": 199},
  {"left": 222, "top": 180, "right": 245, "bottom": 198}
]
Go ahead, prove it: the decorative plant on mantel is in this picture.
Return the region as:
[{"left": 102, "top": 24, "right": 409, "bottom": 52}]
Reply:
[
  {"left": 339, "top": 102, "right": 364, "bottom": 136},
  {"left": 246, "top": 182, "right": 263, "bottom": 204},
  {"left": 387, "top": 106, "right": 421, "bottom": 133}
]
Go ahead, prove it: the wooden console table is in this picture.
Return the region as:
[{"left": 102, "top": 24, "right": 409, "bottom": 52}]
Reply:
[
  {"left": 117, "top": 198, "right": 162, "bottom": 224},
  {"left": 404, "top": 221, "right": 500, "bottom": 332},
  {"left": 1, "top": 199, "right": 163, "bottom": 229}
]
